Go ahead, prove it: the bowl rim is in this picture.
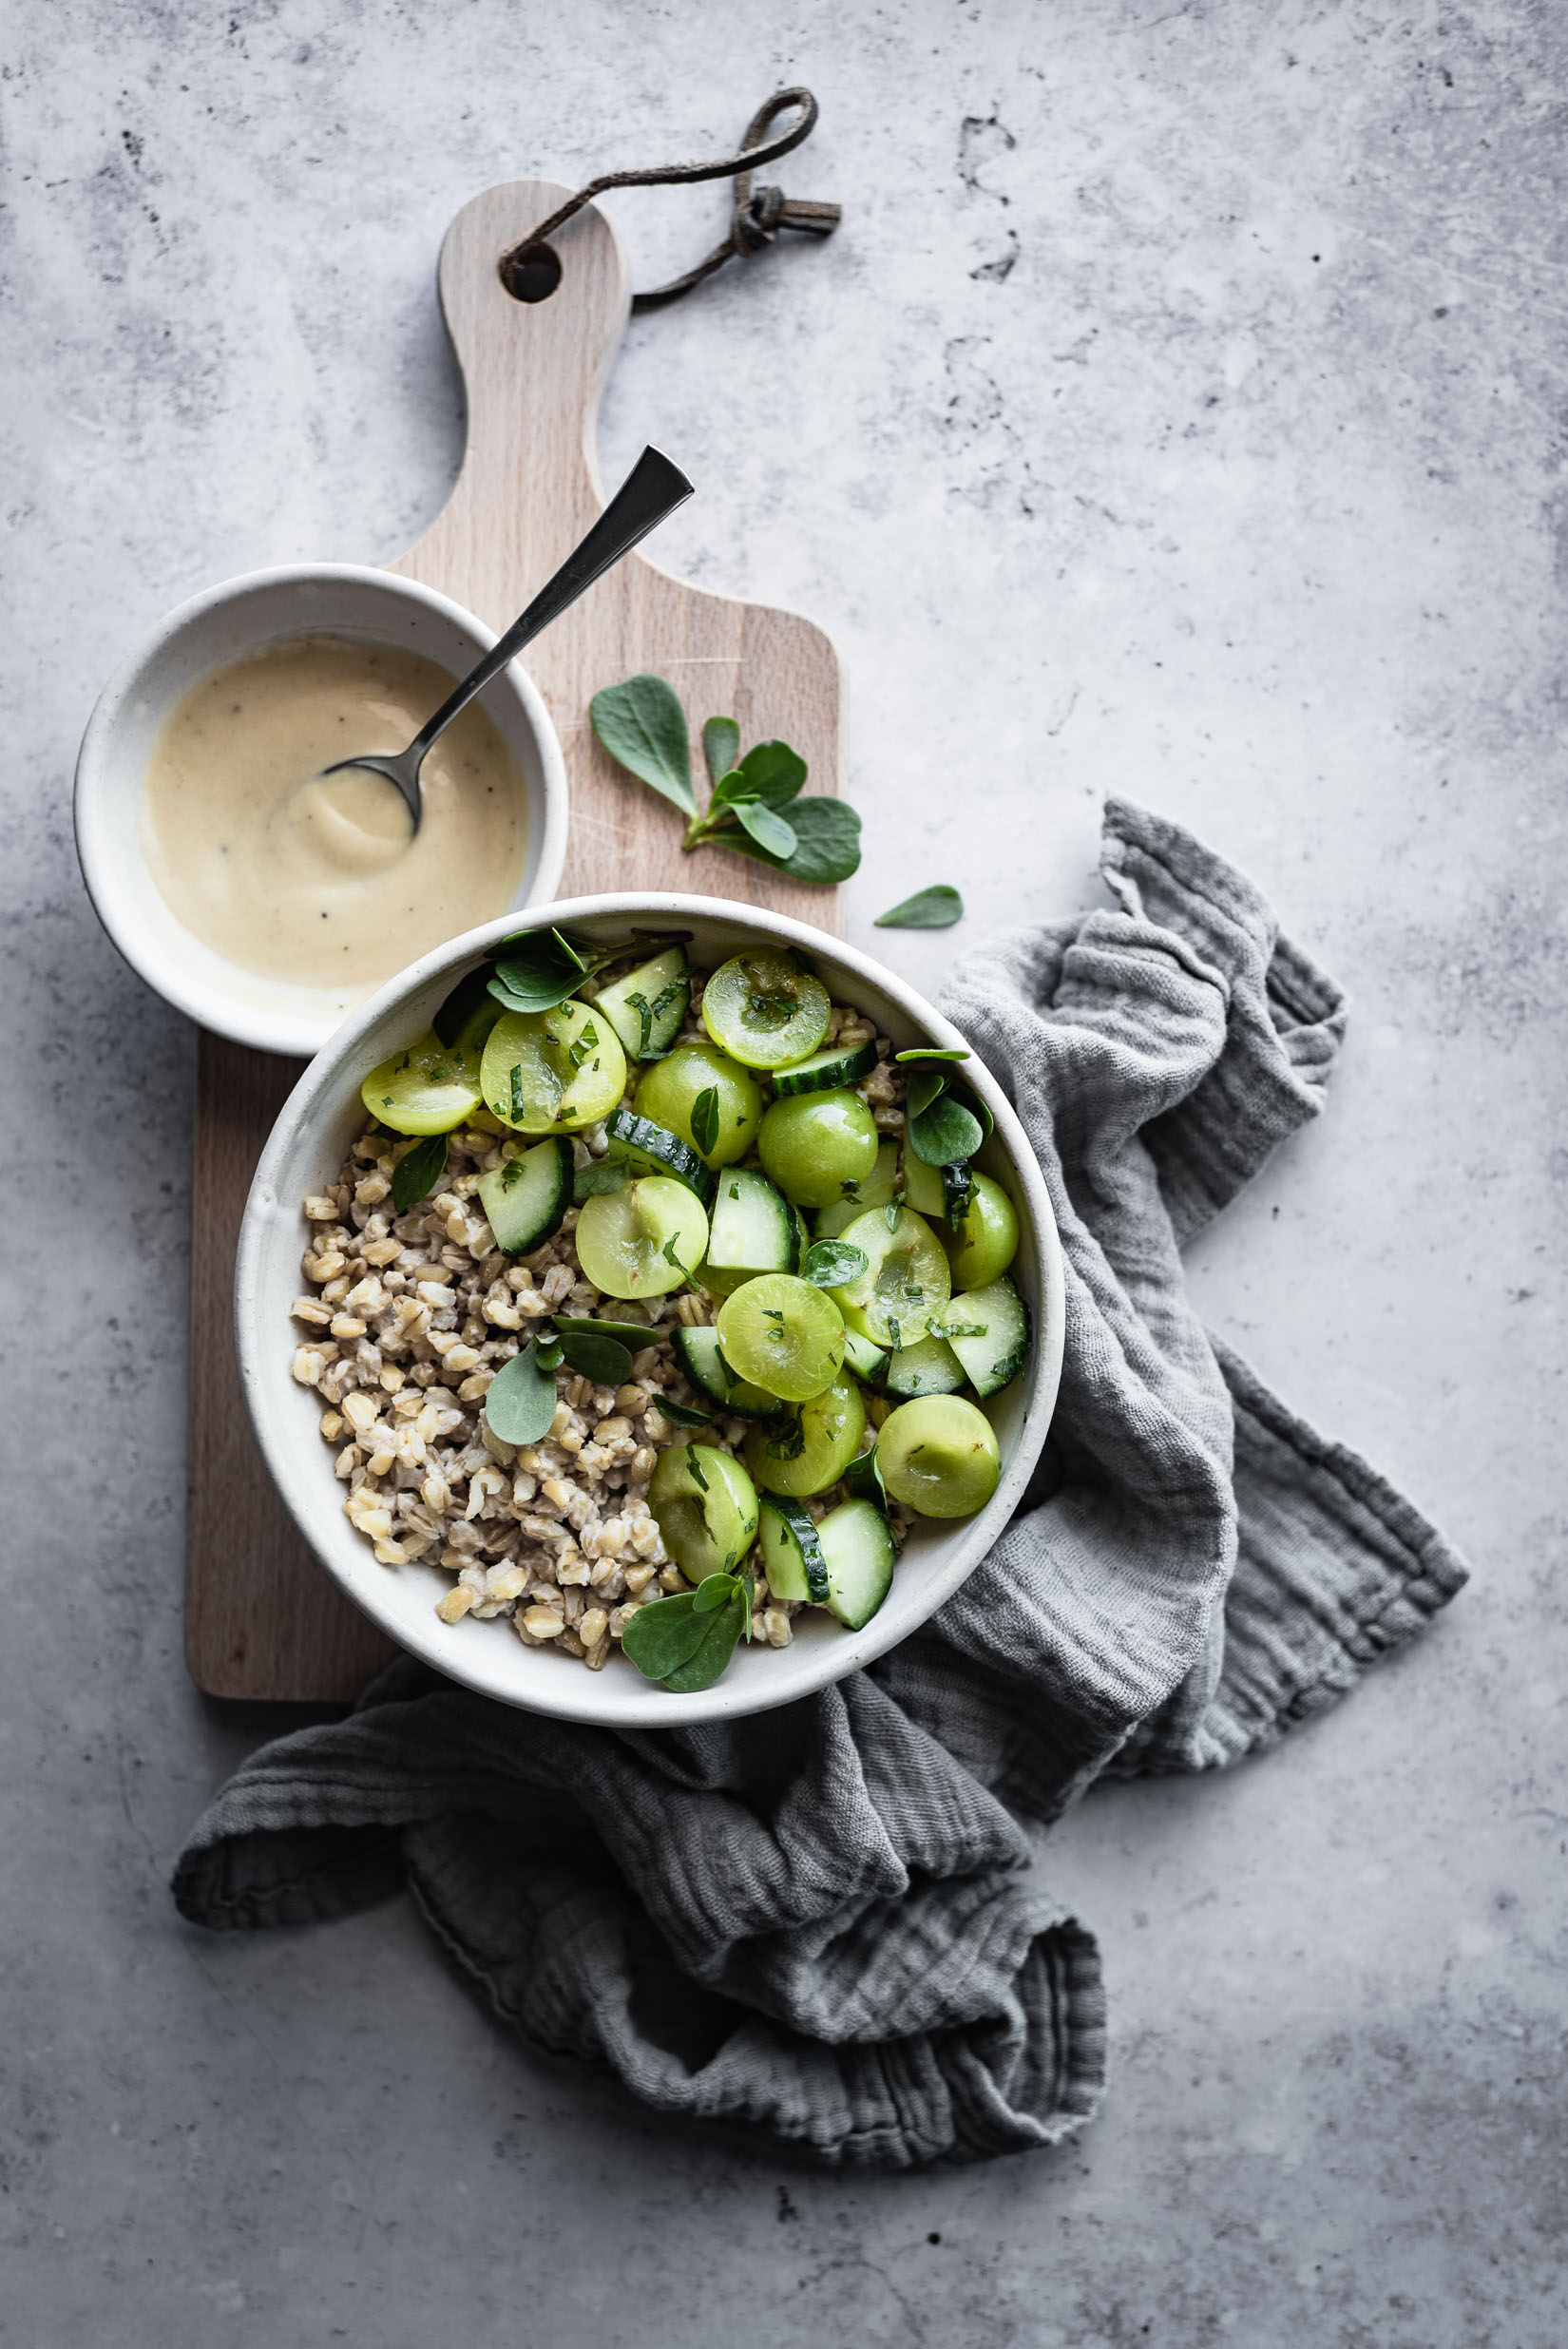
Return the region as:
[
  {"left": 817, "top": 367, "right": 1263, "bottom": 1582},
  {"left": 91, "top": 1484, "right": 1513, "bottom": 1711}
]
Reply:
[
  {"left": 72, "top": 561, "right": 570, "bottom": 1059},
  {"left": 235, "top": 892, "right": 1066, "bottom": 1726}
]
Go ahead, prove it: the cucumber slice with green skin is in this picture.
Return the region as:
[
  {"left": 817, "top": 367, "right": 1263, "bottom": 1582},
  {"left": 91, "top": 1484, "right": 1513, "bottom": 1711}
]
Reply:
[
  {"left": 604, "top": 1107, "right": 717, "bottom": 1206},
  {"left": 742, "top": 1371, "right": 865, "bottom": 1498},
  {"left": 942, "top": 1173, "right": 1020, "bottom": 1292},
  {"left": 700, "top": 1167, "right": 801, "bottom": 1295},
  {"left": 701, "top": 950, "right": 832, "bottom": 1071},
  {"left": 647, "top": 1443, "right": 759, "bottom": 1582},
  {"left": 771, "top": 1037, "right": 879, "bottom": 1096},
  {"left": 876, "top": 1394, "right": 1000, "bottom": 1518},
  {"left": 818, "top": 1499, "right": 897, "bottom": 1629},
  {"left": 479, "top": 1003, "right": 628, "bottom": 1134},
  {"left": 840, "top": 1327, "right": 889, "bottom": 1385},
  {"left": 673, "top": 1326, "right": 784, "bottom": 1418},
  {"left": 934, "top": 1273, "right": 1029, "bottom": 1398},
  {"left": 592, "top": 945, "right": 690, "bottom": 1062},
  {"left": 758, "top": 1496, "right": 830, "bottom": 1604},
  {"left": 633, "top": 1041, "right": 763, "bottom": 1168},
  {"left": 574, "top": 1176, "right": 709, "bottom": 1300},
  {"left": 901, "top": 1148, "right": 947, "bottom": 1221},
  {"left": 758, "top": 1089, "right": 880, "bottom": 1211},
  {"left": 476, "top": 1136, "right": 574, "bottom": 1255},
  {"left": 883, "top": 1333, "right": 966, "bottom": 1399},
  {"left": 362, "top": 1027, "right": 485, "bottom": 1136},
  {"left": 830, "top": 1205, "right": 952, "bottom": 1352},
  {"left": 815, "top": 1139, "right": 900, "bottom": 1238},
  {"left": 717, "top": 1273, "right": 846, "bottom": 1403}
]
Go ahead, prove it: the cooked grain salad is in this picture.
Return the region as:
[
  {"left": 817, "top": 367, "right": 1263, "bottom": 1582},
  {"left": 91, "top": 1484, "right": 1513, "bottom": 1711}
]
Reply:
[{"left": 290, "top": 928, "right": 1028, "bottom": 1692}]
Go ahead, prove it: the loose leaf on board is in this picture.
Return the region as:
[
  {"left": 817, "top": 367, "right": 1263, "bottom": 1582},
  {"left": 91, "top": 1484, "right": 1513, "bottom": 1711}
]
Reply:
[
  {"left": 702, "top": 714, "right": 741, "bottom": 791},
  {"left": 392, "top": 1132, "right": 448, "bottom": 1213},
  {"left": 730, "top": 798, "right": 799, "bottom": 861},
  {"left": 874, "top": 886, "right": 965, "bottom": 929},
  {"left": 800, "top": 1239, "right": 870, "bottom": 1289},
  {"left": 483, "top": 1340, "right": 560, "bottom": 1447},
  {"left": 590, "top": 674, "right": 698, "bottom": 816},
  {"left": 711, "top": 739, "right": 809, "bottom": 812},
  {"left": 722, "top": 795, "right": 862, "bottom": 884}
]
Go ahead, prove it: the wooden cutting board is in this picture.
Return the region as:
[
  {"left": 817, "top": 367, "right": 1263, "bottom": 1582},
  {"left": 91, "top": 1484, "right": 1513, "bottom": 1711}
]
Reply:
[{"left": 186, "top": 179, "right": 843, "bottom": 1699}]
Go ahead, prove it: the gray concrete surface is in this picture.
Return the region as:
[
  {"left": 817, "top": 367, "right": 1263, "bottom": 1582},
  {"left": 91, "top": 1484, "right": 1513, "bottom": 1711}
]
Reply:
[{"left": 3, "top": 2, "right": 1564, "bottom": 2341}]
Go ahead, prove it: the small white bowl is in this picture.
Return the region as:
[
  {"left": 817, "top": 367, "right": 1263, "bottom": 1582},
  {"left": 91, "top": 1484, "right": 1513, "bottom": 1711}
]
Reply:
[
  {"left": 74, "top": 564, "right": 569, "bottom": 1059},
  {"left": 236, "top": 896, "right": 1065, "bottom": 1727}
]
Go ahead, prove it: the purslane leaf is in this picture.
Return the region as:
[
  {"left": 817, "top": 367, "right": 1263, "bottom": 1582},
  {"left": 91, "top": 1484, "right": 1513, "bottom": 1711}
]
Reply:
[
  {"left": 731, "top": 797, "right": 799, "bottom": 860},
  {"left": 555, "top": 1330, "right": 634, "bottom": 1385},
  {"left": 573, "top": 1159, "right": 630, "bottom": 1199},
  {"left": 895, "top": 1046, "right": 970, "bottom": 1065},
  {"left": 722, "top": 796, "right": 861, "bottom": 884},
  {"left": 909, "top": 1095, "right": 985, "bottom": 1167},
  {"left": 702, "top": 714, "right": 741, "bottom": 790},
  {"left": 590, "top": 675, "right": 698, "bottom": 816},
  {"left": 392, "top": 1132, "right": 448, "bottom": 1213},
  {"left": 621, "top": 1591, "right": 712, "bottom": 1679},
  {"left": 906, "top": 1066, "right": 948, "bottom": 1120},
  {"left": 716, "top": 739, "right": 808, "bottom": 811},
  {"left": 621, "top": 1572, "right": 749, "bottom": 1690},
  {"left": 874, "top": 886, "right": 965, "bottom": 929},
  {"left": 660, "top": 1593, "right": 747, "bottom": 1690},
  {"left": 800, "top": 1238, "right": 870, "bottom": 1288},
  {"left": 689, "top": 1086, "right": 721, "bottom": 1157},
  {"left": 655, "top": 1395, "right": 714, "bottom": 1427},
  {"left": 483, "top": 1340, "right": 560, "bottom": 1446},
  {"left": 552, "top": 1315, "right": 657, "bottom": 1348},
  {"left": 431, "top": 962, "right": 497, "bottom": 1048}
]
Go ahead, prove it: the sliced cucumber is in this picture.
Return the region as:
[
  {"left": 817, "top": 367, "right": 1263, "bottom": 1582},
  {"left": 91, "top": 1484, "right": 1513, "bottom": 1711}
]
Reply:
[
  {"left": 700, "top": 1166, "right": 801, "bottom": 1294},
  {"left": 883, "top": 1333, "right": 966, "bottom": 1399},
  {"left": 673, "top": 1326, "right": 783, "bottom": 1418},
  {"left": 592, "top": 945, "right": 690, "bottom": 1062},
  {"left": 771, "top": 1037, "right": 878, "bottom": 1096},
  {"left": 477, "top": 1136, "right": 574, "bottom": 1256},
  {"left": 815, "top": 1139, "right": 900, "bottom": 1238},
  {"left": 758, "top": 1496, "right": 830, "bottom": 1605},
  {"left": 935, "top": 1274, "right": 1029, "bottom": 1398},
  {"left": 901, "top": 1147, "right": 947, "bottom": 1221},
  {"left": 604, "top": 1106, "right": 716, "bottom": 1206},
  {"left": 818, "top": 1499, "right": 896, "bottom": 1630},
  {"left": 840, "top": 1327, "right": 889, "bottom": 1385}
]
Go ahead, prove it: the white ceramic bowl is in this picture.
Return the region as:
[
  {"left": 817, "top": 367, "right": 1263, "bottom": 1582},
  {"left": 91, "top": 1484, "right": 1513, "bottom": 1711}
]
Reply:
[
  {"left": 74, "top": 563, "right": 569, "bottom": 1058},
  {"left": 236, "top": 897, "right": 1065, "bottom": 1726}
]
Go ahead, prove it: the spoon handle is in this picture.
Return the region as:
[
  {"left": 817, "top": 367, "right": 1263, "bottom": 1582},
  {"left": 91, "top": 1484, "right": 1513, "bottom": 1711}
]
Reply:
[{"left": 406, "top": 445, "right": 694, "bottom": 770}]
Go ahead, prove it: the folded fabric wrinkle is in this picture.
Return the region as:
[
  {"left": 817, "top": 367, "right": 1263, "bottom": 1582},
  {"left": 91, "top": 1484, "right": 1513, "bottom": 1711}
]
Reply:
[{"left": 172, "top": 797, "right": 1468, "bottom": 2168}]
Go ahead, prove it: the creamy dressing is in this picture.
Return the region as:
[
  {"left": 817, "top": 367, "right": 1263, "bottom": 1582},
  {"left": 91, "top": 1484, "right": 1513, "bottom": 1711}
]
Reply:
[{"left": 141, "top": 634, "right": 528, "bottom": 991}]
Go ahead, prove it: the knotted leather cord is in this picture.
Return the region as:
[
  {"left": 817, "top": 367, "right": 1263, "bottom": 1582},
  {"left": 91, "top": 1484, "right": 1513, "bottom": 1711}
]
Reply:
[{"left": 498, "top": 88, "right": 840, "bottom": 311}]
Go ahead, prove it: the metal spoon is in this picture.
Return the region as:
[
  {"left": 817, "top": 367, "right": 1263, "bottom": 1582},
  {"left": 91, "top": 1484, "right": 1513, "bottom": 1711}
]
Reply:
[{"left": 317, "top": 444, "right": 694, "bottom": 830}]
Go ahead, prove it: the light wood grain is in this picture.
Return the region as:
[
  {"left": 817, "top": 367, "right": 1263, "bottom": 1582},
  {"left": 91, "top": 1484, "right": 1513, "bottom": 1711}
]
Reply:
[
  {"left": 389, "top": 179, "right": 843, "bottom": 912},
  {"left": 185, "top": 179, "right": 846, "bottom": 1698}
]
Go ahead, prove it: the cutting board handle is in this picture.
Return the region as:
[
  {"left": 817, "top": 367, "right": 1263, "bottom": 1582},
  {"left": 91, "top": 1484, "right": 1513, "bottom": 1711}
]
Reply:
[{"left": 397, "top": 180, "right": 633, "bottom": 609}]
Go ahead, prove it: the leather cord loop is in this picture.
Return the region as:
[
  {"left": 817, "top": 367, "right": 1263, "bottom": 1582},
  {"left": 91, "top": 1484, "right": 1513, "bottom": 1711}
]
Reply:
[{"left": 497, "top": 88, "right": 840, "bottom": 312}]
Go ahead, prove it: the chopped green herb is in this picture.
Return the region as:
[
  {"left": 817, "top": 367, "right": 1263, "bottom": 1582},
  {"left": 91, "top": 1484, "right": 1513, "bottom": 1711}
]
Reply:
[{"left": 689, "top": 1085, "right": 721, "bottom": 1157}]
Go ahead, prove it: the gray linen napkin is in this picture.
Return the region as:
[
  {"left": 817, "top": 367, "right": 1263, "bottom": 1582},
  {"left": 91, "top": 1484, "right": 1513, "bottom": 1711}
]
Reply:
[{"left": 172, "top": 798, "right": 1468, "bottom": 2167}]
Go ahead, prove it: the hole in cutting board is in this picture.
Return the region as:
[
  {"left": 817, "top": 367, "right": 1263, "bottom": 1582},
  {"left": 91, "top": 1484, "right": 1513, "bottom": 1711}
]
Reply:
[{"left": 499, "top": 241, "right": 563, "bottom": 303}]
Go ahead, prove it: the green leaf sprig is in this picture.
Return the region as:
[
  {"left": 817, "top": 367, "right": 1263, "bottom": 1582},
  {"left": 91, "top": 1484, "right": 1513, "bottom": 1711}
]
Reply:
[
  {"left": 875, "top": 886, "right": 965, "bottom": 929},
  {"left": 589, "top": 673, "right": 862, "bottom": 886},
  {"left": 391, "top": 1132, "right": 448, "bottom": 1213},
  {"left": 800, "top": 1238, "right": 870, "bottom": 1289},
  {"left": 621, "top": 1569, "right": 754, "bottom": 1691},
  {"left": 441, "top": 924, "right": 690, "bottom": 1025},
  {"left": 905, "top": 1061, "right": 996, "bottom": 1170}
]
